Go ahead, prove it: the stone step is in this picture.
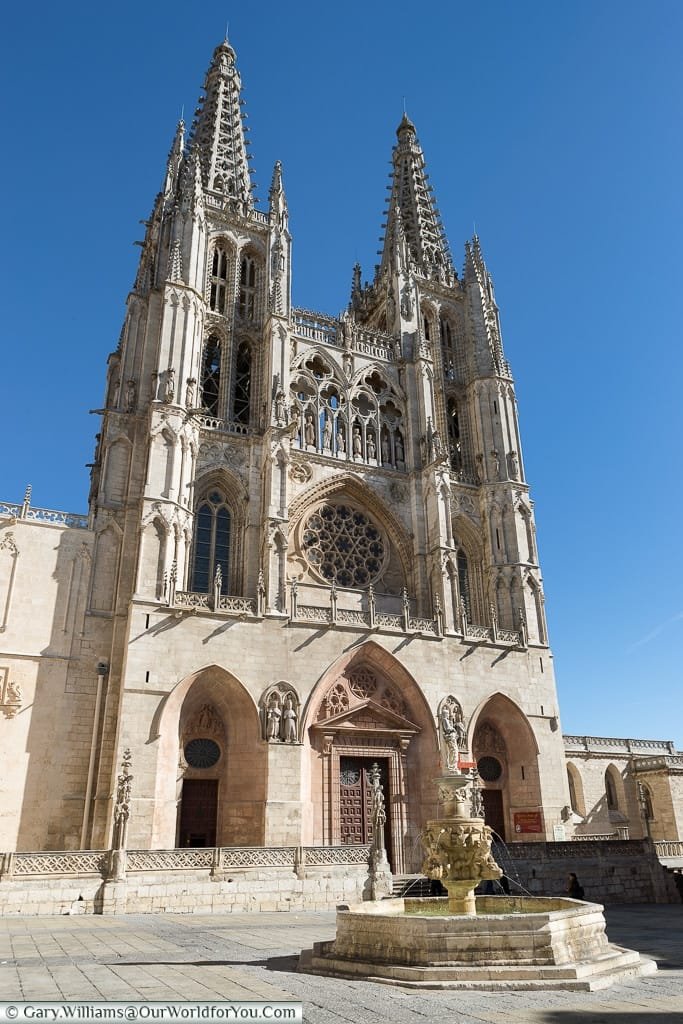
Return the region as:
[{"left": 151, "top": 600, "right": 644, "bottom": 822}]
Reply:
[{"left": 300, "top": 945, "right": 657, "bottom": 991}]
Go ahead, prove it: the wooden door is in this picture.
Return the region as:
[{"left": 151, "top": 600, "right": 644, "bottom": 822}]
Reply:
[
  {"left": 339, "top": 757, "right": 392, "bottom": 865},
  {"left": 482, "top": 789, "right": 506, "bottom": 842},
  {"left": 178, "top": 779, "right": 218, "bottom": 847}
]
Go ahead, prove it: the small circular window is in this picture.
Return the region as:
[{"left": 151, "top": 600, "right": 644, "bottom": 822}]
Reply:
[
  {"left": 184, "top": 738, "right": 221, "bottom": 769},
  {"left": 477, "top": 756, "right": 503, "bottom": 782}
]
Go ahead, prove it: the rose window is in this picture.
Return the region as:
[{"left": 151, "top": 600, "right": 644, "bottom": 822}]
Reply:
[{"left": 302, "top": 503, "right": 386, "bottom": 587}]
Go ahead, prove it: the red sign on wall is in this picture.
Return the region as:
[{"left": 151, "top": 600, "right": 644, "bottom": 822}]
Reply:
[{"left": 514, "top": 811, "right": 544, "bottom": 834}]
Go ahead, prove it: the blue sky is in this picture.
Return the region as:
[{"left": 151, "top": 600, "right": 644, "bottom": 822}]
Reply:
[{"left": 2, "top": 1, "right": 682, "bottom": 746}]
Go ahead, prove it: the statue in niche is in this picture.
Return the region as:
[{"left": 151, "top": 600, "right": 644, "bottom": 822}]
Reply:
[
  {"left": 164, "top": 369, "right": 175, "bottom": 403},
  {"left": 322, "top": 417, "right": 332, "bottom": 450},
  {"left": 439, "top": 704, "right": 459, "bottom": 771},
  {"left": 304, "top": 414, "right": 315, "bottom": 446},
  {"left": 507, "top": 450, "right": 519, "bottom": 480},
  {"left": 336, "top": 427, "right": 345, "bottom": 453},
  {"left": 185, "top": 378, "right": 196, "bottom": 408},
  {"left": 352, "top": 427, "right": 362, "bottom": 456},
  {"left": 395, "top": 432, "right": 405, "bottom": 462},
  {"left": 125, "top": 379, "right": 137, "bottom": 412},
  {"left": 266, "top": 695, "right": 282, "bottom": 740},
  {"left": 275, "top": 390, "right": 286, "bottom": 425},
  {"left": 367, "top": 434, "right": 376, "bottom": 460},
  {"left": 341, "top": 314, "right": 353, "bottom": 352},
  {"left": 111, "top": 378, "right": 121, "bottom": 408},
  {"left": 381, "top": 433, "right": 390, "bottom": 464},
  {"left": 400, "top": 281, "right": 413, "bottom": 319},
  {"left": 490, "top": 450, "right": 500, "bottom": 479},
  {"left": 281, "top": 696, "right": 298, "bottom": 743}
]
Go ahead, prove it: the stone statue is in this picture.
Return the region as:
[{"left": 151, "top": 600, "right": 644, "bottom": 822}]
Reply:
[
  {"left": 275, "top": 390, "right": 286, "bottom": 424},
  {"left": 125, "top": 379, "right": 137, "bottom": 413},
  {"left": 395, "top": 432, "right": 404, "bottom": 462},
  {"left": 304, "top": 414, "right": 315, "bottom": 447},
  {"left": 440, "top": 706, "right": 459, "bottom": 771},
  {"left": 266, "top": 696, "right": 282, "bottom": 740},
  {"left": 352, "top": 427, "right": 362, "bottom": 456},
  {"left": 381, "top": 433, "right": 390, "bottom": 464},
  {"left": 185, "top": 377, "right": 196, "bottom": 408},
  {"left": 507, "top": 449, "right": 519, "bottom": 479},
  {"left": 322, "top": 417, "right": 332, "bottom": 450},
  {"left": 367, "top": 434, "right": 376, "bottom": 459},
  {"left": 164, "top": 369, "right": 175, "bottom": 403},
  {"left": 336, "top": 427, "right": 345, "bottom": 453},
  {"left": 281, "top": 696, "right": 297, "bottom": 743}
]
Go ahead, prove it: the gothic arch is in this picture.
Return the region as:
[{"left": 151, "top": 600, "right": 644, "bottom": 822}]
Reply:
[
  {"left": 300, "top": 640, "right": 438, "bottom": 871},
  {"left": 566, "top": 761, "right": 586, "bottom": 818},
  {"left": 149, "top": 664, "right": 265, "bottom": 848},
  {"left": 470, "top": 692, "right": 542, "bottom": 841},
  {"left": 349, "top": 363, "right": 406, "bottom": 403},
  {"left": 189, "top": 469, "right": 248, "bottom": 594},
  {"left": 102, "top": 435, "right": 132, "bottom": 505},
  {"left": 604, "top": 763, "right": 626, "bottom": 814},
  {"left": 451, "top": 515, "right": 486, "bottom": 624},
  {"left": 90, "top": 522, "right": 122, "bottom": 613},
  {"left": 291, "top": 346, "right": 346, "bottom": 384}
]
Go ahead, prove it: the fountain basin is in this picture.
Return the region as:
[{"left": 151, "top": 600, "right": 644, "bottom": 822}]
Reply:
[{"left": 299, "top": 896, "right": 656, "bottom": 990}]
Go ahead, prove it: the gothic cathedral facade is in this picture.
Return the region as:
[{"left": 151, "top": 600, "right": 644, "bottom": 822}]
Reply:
[{"left": 0, "top": 41, "right": 574, "bottom": 864}]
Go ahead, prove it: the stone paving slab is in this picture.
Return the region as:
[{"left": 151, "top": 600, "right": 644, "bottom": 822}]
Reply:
[{"left": 0, "top": 905, "right": 680, "bottom": 1022}]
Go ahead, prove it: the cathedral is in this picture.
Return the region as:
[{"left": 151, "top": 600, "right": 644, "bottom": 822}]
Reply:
[{"left": 0, "top": 40, "right": 679, "bottom": 873}]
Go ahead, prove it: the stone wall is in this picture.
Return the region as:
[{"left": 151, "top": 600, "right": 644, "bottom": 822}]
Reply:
[
  {"left": 0, "top": 861, "right": 370, "bottom": 917},
  {"left": 501, "top": 839, "right": 681, "bottom": 905}
]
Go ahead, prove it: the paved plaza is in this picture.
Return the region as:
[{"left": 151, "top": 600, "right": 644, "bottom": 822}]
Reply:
[{"left": 0, "top": 905, "right": 681, "bottom": 1023}]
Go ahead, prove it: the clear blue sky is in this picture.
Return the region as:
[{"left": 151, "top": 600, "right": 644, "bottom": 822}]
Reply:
[{"left": 2, "top": 2, "right": 682, "bottom": 746}]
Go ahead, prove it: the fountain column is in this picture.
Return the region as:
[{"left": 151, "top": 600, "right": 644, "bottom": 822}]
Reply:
[{"left": 421, "top": 769, "right": 501, "bottom": 916}]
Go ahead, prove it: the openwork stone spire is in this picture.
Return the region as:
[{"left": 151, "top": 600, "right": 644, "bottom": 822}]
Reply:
[
  {"left": 380, "top": 114, "right": 453, "bottom": 280},
  {"left": 190, "top": 40, "right": 254, "bottom": 205}
]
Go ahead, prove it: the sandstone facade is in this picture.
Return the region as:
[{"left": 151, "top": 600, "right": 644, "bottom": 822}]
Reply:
[{"left": 0, "top": 39, "right": 679, "bottom": 869}]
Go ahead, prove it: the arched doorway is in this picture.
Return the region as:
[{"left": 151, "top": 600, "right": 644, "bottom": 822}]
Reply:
[
  {"left": 151, "top": 665, "right": 266, "bottom": 848},
  {"left": 303, "top": 642, "right": 438, "bottom": 873},
  {"left": 472, "top": 694, "right": 542, "bottom": 843}
]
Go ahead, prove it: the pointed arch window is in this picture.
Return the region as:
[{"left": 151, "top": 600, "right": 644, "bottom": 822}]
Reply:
[
  {"left": 232, "top": 342, "right": 251, "bottom": 424},
  {"left": 447, "top": 398, "right": 461, "bottom": 473},
  {"left": 210, "top": 246, "right": 229, "bottom": 314},
  {"left": 201, "top": 336, "right": 221, "bottom": 416},
  {"left": 191, "top": 490, "right": 231, "bottom": 594},
  {"left": 457, "top": 548, "right": 471, "bottom": 619},
  {"left": 440, "top": 317, "right": 455, "bottom": 380},
  {"left": 238, "top": 256, "right": 257, "bottom": 320},
  {"left": 605, "top": 768, "right": 619, "bottom": 811}
]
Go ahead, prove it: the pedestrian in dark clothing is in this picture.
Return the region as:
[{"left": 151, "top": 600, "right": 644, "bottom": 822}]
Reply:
[{"left": 566, "top": 872, "right": 584, "bottom": 900}]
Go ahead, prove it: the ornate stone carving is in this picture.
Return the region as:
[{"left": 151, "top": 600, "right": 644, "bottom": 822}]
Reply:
[
  {"left": 184, "top": 703, "right": 225, "bottom": 740},
  {"left": 289, "top": 461, "right": 312, "bottom": 483},
  {"left": 260, "top": 682, "right": 301, "bottom": 743},
  {"left": 475, "top": 721, "right": 506, "bottom": 753},
  {"left": 0, "top": 668, "right": 22, "bottom": 719},
  {"left": 438, "top": 695, "right": 467, "bottom": 771}
]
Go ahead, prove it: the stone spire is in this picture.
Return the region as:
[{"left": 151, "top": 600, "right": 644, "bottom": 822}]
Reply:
[
  {"left": 464, "top": 235, "right": 508, "bottom": 376},
  {"left": 163, "top": 119, "right": 185, "bottom": 199},
  {"left": 268, "top": 161, "right": 290, "bottom": 317},
  {"left": 190, "top": 40, "right": 254, "bottom": 205},
  {"left": 380, "top": 114, "right": 453, "bottom": 281}
]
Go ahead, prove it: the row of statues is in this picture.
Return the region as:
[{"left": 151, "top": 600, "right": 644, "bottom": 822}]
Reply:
[{"left": 301, "top": 413, "right": 405, "bottom": 463}]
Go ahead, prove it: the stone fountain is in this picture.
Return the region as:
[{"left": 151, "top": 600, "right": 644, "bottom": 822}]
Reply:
[
  {"left": 421, "top": 767, "right": 501, "bottom": 915},
  {"left": 299, "top": 702, "right": 657, "bottom": 991}
]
